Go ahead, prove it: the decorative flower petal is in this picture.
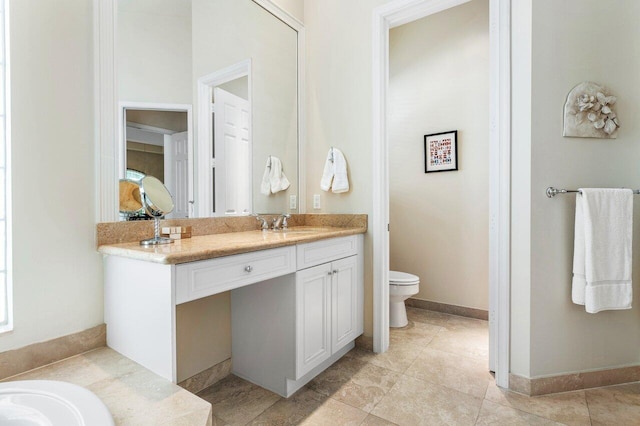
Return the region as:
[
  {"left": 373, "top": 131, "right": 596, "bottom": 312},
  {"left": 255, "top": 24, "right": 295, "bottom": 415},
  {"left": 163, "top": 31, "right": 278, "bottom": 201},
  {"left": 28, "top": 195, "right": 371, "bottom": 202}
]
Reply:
[
  {"left": 604, "top": 119, "right": 617, "bottom": 134},
  {"left": 594, "top": 119, "right": 605, "bottom": 129}
]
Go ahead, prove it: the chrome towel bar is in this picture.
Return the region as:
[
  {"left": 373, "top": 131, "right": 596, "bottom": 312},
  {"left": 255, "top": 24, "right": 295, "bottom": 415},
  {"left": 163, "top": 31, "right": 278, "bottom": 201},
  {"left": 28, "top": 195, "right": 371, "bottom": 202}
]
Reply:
[{"left": 546, "top": 187, "right": 640, "bottom": 198}]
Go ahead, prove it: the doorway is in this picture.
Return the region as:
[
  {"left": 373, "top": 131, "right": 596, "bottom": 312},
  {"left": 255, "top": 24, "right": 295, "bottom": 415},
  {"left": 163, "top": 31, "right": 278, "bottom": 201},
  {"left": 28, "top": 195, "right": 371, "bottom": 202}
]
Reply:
[{"left": 372, "top": 0, "right": 511, "bottom": 388}]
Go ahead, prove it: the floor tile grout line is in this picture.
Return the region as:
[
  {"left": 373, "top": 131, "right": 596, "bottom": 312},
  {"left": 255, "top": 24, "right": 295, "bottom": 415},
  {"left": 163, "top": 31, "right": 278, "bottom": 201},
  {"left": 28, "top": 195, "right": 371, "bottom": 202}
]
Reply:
[
  {"left": 473, "top": 396, "right": 485, "bottom": 425},
  {"left": 584, "top": 390, "right": 593, "bottom": 426},
  {"left": 399, "top": 368, "right": 490, "bottom": 402},
  {"left": 239, "top": 395, "right": 283, "bottom": 426}
]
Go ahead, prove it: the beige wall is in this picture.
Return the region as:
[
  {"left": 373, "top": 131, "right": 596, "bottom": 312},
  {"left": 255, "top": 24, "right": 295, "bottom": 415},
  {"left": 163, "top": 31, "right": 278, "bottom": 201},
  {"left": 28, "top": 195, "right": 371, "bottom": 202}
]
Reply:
[
  {"left": 126, "top": 110, "right": 188, "bottom": 132},
  {"left": 525, "top": 0, "right": 640, "bottom": 378},
  {"left": 273, "top": 0, "right": 304, "bottom": 22},
  {"left": 304, "top": 0, "right": 389, "bottom": 337},
  {"left": 388, "top": 0, "right": 489, "bottom": 310},
  {"left": 118, "top": 0, "right": 192, "bottom": 104},
  {"left": 126, "top": 143, "right": 164, "bottom": 182},
  {"left": 176, "top": 293, "right": 231, "bottom": 382},
  {"left": 1, "top": 0, "right": 103, "bottom": 351},
  {"left": 217, "top": 76, "right": 249, "bottom": 101}
]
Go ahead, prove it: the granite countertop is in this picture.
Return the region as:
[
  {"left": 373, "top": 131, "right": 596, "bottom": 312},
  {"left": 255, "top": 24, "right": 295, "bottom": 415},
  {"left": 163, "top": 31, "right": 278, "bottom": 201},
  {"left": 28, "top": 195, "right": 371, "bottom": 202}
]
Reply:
[{"left": 98, "top": 226, "right": 366, "bottom": 264}]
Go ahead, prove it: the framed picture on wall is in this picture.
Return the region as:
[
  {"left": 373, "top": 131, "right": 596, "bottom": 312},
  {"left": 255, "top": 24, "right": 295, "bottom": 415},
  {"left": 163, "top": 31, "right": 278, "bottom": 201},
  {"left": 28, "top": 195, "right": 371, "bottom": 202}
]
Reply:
[{"left": 424, "top": 130, "right": 458, "bottom": 173}]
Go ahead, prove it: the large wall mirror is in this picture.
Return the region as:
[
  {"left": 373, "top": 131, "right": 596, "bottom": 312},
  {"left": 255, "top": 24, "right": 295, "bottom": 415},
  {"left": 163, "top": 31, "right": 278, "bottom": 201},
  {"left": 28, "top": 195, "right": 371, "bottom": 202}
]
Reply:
[{"left": 97, "top": 0, "right": 304, "bottom": 221}]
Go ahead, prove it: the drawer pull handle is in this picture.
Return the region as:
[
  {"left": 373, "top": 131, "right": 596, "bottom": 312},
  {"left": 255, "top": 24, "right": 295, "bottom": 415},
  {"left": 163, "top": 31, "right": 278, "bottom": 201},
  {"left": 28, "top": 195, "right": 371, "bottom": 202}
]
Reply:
[{"left": 245, "top": 265, "right": 253, "bottom": 273}]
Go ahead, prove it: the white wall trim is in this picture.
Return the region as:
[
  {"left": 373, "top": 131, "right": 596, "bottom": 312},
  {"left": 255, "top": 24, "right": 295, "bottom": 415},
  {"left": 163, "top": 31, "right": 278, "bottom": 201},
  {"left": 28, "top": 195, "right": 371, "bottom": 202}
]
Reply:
[
  {"left": 252, "top": 0, "right": 304, "bottom": 31},
  {"left": 372, "top": 0, "right": 511, "bottom": 388},
  {"left": 196, "top": 60, "right": 252, "bottom": 218},
  {"left": 94, "top": 0, "right": 118, "bottom": 222},
  {"left": 96, "top": 0, "right": 306, "bottom": 220},
  {"left": 126, "top": 127, "right": 165, "bottom": 146},
  {"left": 488, "top": 0, "right": 511, "bottom": 389}
]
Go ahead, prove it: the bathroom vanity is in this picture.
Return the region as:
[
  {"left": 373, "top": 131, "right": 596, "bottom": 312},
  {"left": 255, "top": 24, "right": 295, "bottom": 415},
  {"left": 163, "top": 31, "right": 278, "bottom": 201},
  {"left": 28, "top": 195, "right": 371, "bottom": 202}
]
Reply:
[{"left": 99, "top": 226, "right": 364, "bottom": 398}]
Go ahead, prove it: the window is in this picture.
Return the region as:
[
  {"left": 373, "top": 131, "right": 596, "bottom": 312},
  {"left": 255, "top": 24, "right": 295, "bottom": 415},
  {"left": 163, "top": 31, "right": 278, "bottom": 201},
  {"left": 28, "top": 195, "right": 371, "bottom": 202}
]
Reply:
[{"left": 0, "top": 0, "right": 11, "bottom": 332}]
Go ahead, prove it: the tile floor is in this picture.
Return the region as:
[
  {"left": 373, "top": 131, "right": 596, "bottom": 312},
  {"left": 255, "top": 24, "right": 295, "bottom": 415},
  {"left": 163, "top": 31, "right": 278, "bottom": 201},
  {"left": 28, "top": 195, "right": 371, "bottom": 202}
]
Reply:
[{"left": 197, "top": 307, "right": 640, "bottom": 425}]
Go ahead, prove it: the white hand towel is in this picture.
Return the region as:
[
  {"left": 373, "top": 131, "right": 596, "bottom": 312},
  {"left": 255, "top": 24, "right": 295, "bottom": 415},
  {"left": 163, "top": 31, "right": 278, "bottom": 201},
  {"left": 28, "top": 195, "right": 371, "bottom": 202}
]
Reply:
[
  {"left": 320, "top": 148, "right": 350, "bottom": 193},
  {"left": 260, "top": 157, "right": 272, "bottom": 195},
  {"left": 572, "top": 188, "right": 633, "bottom": 313},
  {"left": 331, "top": 148, "right": 349, "bottom": 193},
  {"left": 320, "top": 149, "right": 334, "bottom": 191},
  {"left": 269, "top": 156, "right": 290, "bottom": 194}
]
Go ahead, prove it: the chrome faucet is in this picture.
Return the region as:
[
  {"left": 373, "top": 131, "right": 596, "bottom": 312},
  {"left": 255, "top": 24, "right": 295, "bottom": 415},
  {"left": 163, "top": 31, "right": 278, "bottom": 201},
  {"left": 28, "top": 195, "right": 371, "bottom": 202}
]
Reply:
[
  {"left": 272, "top": 213, "right": 291, "bottom": 230},
  {"left": 252, "top": 214, "right": 269, "bottom": 231}
]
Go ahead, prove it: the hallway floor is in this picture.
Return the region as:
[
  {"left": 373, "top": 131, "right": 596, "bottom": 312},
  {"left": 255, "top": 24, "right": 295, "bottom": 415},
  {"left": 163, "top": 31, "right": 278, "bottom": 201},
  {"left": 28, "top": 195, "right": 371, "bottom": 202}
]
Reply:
[{"left": 198, "top": 307, "right": 640, "bottom": 425}]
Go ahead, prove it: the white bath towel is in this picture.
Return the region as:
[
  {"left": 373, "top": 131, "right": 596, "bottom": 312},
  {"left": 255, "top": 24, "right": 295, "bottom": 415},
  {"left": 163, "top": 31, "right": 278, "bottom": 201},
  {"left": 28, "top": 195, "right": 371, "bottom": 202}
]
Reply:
[
  {"left": 260, "top": 156, "right": 290, "bottom": 195},
  {"left": 320, "top": 147, "right": 350, "bottom": 193},
  {"left": 572, "top": 188, "right": 633, "bottom": 313}
]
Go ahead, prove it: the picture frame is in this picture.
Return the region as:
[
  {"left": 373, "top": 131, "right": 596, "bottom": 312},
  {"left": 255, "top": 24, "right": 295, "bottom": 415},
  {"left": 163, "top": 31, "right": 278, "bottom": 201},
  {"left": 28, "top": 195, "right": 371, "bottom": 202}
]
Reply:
[{"left": 424, "top": 130, "right": 458, "bottom": 173}]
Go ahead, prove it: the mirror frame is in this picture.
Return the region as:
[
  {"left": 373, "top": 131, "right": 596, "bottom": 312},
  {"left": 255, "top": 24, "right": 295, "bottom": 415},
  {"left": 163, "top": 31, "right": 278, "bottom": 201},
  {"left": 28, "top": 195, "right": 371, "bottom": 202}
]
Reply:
[{"left": 94, "top": 0, "right": 306, "bottom": 222}]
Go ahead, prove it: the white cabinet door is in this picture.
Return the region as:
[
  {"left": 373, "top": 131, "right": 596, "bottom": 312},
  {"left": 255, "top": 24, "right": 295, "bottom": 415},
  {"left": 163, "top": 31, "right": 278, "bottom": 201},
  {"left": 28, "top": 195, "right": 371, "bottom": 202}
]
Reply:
[
  {"left": 296, "top": 263, "right": 332, "bottom": 378},
  {"left": 331, "top": 256, "right": 360, "bottom": 353}
]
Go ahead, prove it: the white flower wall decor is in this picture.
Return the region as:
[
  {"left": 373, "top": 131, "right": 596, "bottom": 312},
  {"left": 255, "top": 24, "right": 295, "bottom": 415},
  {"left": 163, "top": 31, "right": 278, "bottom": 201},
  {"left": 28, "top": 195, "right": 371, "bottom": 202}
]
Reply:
[{"left": 563, "top": 81, "right": 620, "bottom": 138}]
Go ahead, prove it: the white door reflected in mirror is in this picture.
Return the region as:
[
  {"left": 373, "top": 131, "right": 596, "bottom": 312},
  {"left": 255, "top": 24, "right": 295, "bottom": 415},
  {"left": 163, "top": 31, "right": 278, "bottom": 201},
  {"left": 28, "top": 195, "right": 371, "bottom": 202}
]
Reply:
[{"left": 212, "top": 84, "right": 251, "bottom": 216}]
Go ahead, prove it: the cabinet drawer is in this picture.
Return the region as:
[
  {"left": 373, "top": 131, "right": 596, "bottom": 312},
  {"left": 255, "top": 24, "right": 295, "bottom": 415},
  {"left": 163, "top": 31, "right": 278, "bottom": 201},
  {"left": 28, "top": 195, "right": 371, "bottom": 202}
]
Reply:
[
  {"left": 296, "top": 236, "right": 358, "bottom": 270},
  {"left": 175, "top": 246, "right": 296, "bottom": 304}
]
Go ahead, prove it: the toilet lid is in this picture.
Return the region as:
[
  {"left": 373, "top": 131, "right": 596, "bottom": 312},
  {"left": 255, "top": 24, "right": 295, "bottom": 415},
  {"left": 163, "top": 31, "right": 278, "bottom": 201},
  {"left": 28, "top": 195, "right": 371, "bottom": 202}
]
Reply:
[{"left": 389, "top": 271, "right": 420, "bottom": 285}]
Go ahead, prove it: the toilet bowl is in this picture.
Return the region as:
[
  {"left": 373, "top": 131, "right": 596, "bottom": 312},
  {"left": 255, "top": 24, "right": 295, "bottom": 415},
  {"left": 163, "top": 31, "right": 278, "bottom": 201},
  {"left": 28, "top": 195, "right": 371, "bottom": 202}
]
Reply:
[{"left": 389, "top": 271, "right": 420, "bottom": 328}]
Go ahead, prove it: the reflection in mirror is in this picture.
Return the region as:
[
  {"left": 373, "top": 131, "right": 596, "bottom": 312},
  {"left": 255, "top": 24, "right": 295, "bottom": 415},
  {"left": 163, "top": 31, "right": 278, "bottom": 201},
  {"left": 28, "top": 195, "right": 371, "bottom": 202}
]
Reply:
[
  {"left": 116, "top": 0, "right": 299, "bottom": 219},
  {"left": 211, "top": 76, "right": 251, "bottom": 216},
  {"left": 119, "top": 179, "right": 143, "bottom": 220},
  {"left": 139, "top": 176, "right": 175, "bottom": 246},
  {"left": 197, "top": 60, "right": 255, "bottom": 220},
  {"left": 121, "top": 107, "right": 191, "bottom": 219}
]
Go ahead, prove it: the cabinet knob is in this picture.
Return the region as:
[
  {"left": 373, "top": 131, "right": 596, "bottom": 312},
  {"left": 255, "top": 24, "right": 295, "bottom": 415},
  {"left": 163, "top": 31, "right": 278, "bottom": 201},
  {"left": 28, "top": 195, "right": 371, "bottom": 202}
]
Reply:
[
  {"left": 333, "top": 270, "right": 338, "bottom": 275},
  {"left": 245, "top": 265, "right": 253, "bottom": 273},
  {"left": 327, "top": 271, "right": 333, "bottom": 276}
]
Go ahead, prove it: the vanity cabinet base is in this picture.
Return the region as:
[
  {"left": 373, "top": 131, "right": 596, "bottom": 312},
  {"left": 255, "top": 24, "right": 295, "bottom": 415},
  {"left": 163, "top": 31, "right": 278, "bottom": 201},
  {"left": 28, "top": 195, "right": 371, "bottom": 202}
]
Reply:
[
  {"left": 103, "top": 234, "right": 364, "bottom": 395},
  {"left": 231, "top": 237, "right": 363, "bottom": 398},
  {"left": 231, "top": 273, "right": 358, "bottom": 398},
  {"left": 104, "top": 256, "right": 176, "bottom": 382}
]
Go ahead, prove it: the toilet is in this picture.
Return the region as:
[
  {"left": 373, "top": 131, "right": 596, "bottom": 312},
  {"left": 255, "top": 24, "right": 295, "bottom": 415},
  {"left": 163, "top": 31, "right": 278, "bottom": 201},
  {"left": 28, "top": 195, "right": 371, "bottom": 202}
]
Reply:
[{"left": 389, "top": 271, "right": 420, "bottom": 328}]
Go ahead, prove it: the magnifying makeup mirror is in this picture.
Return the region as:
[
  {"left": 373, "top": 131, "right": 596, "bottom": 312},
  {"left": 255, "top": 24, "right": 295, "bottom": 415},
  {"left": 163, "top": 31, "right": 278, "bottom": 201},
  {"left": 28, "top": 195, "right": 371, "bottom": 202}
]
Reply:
[{"left": 139, "top": 176, "right": 175, "bottom": 246}]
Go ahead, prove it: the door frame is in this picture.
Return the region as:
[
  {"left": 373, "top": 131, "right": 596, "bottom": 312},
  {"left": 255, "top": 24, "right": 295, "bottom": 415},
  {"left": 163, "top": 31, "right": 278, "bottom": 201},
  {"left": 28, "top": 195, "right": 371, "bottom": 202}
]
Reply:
[
  {"left": 371, "top": 0, "right": 511, "bottom": 388},
  {"left": 118, "top": 102, "right": 194, "bottom": 215}
]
